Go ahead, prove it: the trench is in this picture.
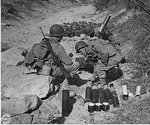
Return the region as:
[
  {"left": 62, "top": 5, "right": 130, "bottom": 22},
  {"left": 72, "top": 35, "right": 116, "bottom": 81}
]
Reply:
[{"left": 1, "top": 0, "right": 150, "bottom": 124}]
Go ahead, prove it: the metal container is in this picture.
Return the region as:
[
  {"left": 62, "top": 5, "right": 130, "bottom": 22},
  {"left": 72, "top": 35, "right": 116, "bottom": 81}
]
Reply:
[
  {"left": 88, "top": 103, "right": 95, "bottom": 113},
  {"left": 85, "top": 81, "right": 92, "bottom": 102},
  {"left": 98, "top": 84, "right": 106, "bottom": 103},
  {"left": 95, "top": 103, "right": 103, "bottom": 111},
  {"left": 103, "top": 84, "right": 113, "bottom": 104},
  {"left": 135, "top": 86, "right": 141, "bottom": 96},
  {"left": 92, "top": 85, "right": 99, "bottom": 103},
  {"left": 62, "top": 90, "right": 70, "bottom": 117},
  {"left": 102, "top": 102, "right": 110, "bottom": 111},
  {"left": 110, "top": 83, "right": 120, "bottom": 107}
]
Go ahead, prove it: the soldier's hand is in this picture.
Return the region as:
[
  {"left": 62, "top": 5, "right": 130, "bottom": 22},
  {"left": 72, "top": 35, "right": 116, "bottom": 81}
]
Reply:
[{"left": 67, "top": 76, "right": 75, "bottom": 84}]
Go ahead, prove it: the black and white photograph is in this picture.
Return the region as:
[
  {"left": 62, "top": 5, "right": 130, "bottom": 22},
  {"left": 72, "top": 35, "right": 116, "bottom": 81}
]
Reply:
[{"left": 1, "top": 0, "right": 150, "bottom": 124}]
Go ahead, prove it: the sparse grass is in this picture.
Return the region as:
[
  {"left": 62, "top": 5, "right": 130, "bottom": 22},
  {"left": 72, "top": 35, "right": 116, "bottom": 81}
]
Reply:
[{"left": 110, "top": 95, "right": 150, "bottom": 124}]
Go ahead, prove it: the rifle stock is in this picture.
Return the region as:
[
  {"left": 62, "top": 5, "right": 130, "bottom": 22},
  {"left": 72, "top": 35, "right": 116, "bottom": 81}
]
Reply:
[{"left": 39, "top": 26, "right": 72, "bottom": 81}]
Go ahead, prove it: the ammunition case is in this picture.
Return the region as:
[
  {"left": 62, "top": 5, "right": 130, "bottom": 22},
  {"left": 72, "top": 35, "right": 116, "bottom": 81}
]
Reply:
[
  {"left": 85, "top": 81, "right": 92, "bottom": 102},
  {"left": 95, "top": 103, "right": 103, "bottom": 111},
  {"left": 98, "top": 84, "right": 106, "bottom": 103},
  {"left": 103, "top": 84, "right": 113, "bottom": 104},
  {"left": 102, "top": 102, "right": 110, "bottom": 111},
  {"left": 62, "top": 90, "right": 70, "bottom": 117},
  {"left": 110, "top": 83, "right": 120, "bottom": 107},
  {"left": 92, "top": 85, "right": 99, "bottom": 103},
  {"left": 88, "top": 103, "right": 95, "bottom": 113}
]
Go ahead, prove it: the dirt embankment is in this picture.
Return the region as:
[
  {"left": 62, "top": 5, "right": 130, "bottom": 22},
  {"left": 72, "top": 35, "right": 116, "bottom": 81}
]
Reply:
[
  {"left": 1, "top": 0, "right": 93, "bottom": 49},
  {"left": 1, "top": 0, "right": 90, "bottom": 29},
  {"left": 1, "top": 0, "right": 150, "bottom": 124}
]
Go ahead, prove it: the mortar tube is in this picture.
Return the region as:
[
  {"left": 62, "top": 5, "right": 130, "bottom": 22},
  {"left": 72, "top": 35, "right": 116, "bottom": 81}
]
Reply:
[
  {"left": 109, "top": 83, "right": 120, "bottom": 107},
  {"left": 62, "top": 90, "right": 70, "bottom": 117},
  {"left": 92, "top": 84, "right": 99, "bottom": 103},
  {"left": 85, "top": 81, "right": 92, "bottom": 102},
  {"left": 97, "top": 84, "right": 106, "bottom": 103}
]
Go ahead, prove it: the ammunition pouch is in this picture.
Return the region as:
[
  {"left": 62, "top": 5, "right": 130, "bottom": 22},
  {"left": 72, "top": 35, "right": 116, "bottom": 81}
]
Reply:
[{"left": 24, "top": 38, "right": 54, "bottom": 70}]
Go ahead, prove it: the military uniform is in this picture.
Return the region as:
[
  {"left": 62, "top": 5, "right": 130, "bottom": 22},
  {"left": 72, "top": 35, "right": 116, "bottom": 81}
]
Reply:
[
  {"left": 85, "top": 39, "right": 123, "bottom": 82},
  {"left": 24, "top": 37, "right": 79, "bottom": 78},
  {"left": 47, "top": 37, "right": 79, "bottom": 77}
]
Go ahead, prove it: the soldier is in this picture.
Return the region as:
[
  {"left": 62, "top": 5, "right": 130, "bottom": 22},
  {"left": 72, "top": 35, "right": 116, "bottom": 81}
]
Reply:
[
  {"left": 80, "top": 25, "right": 96, "bottom": 41},
  {"left": 75, "top": 40, "right": 125, "bottom": 85},
  {"left": 24, "top": 24, "right": 79, "bottom": 96},
  {"left": 80, "top": 25, "right": 122, "bottom": 54},
  {"left": 81, "top": 25, "right": 115, "bottom": 42}
]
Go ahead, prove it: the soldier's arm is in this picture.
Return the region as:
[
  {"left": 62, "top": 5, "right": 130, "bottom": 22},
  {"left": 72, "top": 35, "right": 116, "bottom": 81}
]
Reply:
[
  {"left": 94, "top": 42, "right": 109, "bottom": 66},
  {"left": 58, "top": 45, "right": 73, "bottom": 65}
]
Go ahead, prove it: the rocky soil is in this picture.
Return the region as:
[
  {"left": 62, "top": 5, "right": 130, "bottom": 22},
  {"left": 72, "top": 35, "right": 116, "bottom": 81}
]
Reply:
[{"left": 1, "top": 0, "right": 150, "bottom": 124}]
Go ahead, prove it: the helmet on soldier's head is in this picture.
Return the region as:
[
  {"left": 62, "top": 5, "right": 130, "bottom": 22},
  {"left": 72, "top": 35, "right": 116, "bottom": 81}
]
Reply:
[
  {"left": 75, "top": 41, "right": 88, "bottom": 53},
  {"left": 84, "top": 25, "right": 94, "bottom": 36},
  {"left": 50, "top": 24, "right": 64, "bottom": 37}
]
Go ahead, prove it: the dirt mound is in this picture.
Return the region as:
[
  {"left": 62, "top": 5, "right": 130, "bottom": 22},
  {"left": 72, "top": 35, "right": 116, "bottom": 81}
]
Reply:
[{"left": 61, "top": 21, "right": 101, "bottom": 37}]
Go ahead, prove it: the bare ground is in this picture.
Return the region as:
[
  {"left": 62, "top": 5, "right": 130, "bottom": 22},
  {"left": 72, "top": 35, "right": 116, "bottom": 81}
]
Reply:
[{"left": 1, "top": 0, "right": 150, "bottom": 124}]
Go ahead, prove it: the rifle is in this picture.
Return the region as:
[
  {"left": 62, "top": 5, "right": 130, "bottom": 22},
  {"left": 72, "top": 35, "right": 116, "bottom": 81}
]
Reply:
[
  {"left": 39, "top": 26, "right": 72, "bottom": 82},
  {"left": 98, "top": 14, "right": 111, "bottom": 38}
]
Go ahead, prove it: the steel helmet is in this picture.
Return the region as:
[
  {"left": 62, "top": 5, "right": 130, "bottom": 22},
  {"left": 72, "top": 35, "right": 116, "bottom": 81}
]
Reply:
[
  {"left": 50, "top": 24, "right": 64, "bottom": 37},
  {"left": 75, "top": 41, "right": 88, "bottom": 53},
  {"left": 84, "top": 25, "right": 94, "bottom": 36}
]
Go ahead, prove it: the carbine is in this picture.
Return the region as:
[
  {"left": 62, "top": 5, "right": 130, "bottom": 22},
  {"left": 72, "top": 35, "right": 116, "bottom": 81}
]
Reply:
[{"left": 39, "top": 26, "right": 73, "bottom": 82}]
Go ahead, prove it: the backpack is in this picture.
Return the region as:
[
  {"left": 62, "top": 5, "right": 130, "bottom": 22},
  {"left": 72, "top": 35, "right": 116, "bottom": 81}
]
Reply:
[{"left": 24, "top": 38, "right": 52, "bottom": 69}]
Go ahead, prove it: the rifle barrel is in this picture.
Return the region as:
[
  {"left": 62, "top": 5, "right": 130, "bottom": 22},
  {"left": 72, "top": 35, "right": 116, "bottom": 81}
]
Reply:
[{"left": 39, "top": 26, "right": 46, "bottom": 38}]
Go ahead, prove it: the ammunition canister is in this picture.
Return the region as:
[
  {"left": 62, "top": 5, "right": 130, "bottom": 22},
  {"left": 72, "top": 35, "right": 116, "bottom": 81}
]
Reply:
[
  {"left": 135, "top": 86, "right": 141, "bottom": 96},
  {"left": 88, "top": 103, "right": 95, "bottom": 113},
  {"left": 62, "top": 90, "right": 70, "bottom": 117},
  {"left": 92, "top": 85, "right": 99, "bottom": 103},
  {"left": 85, "top": 81, "right": 92, "bottom": 102},
  {"left": 110, "top": 83, "right": 120, "bottom": 107},
  {"left": 102, "top": 102, "right": 110, "bottom": 111},
  {"left": 98, "top": 84, "right": 106, "bottom": 103},
  {"left": 103, "top": 84, "right": 113, "bottom": 104},
  {"left": 95, "top": 103, "right": 103, "bottom": 111},
  {"left": 122, "top": 85, "right": 128, "bottom": 100}
]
